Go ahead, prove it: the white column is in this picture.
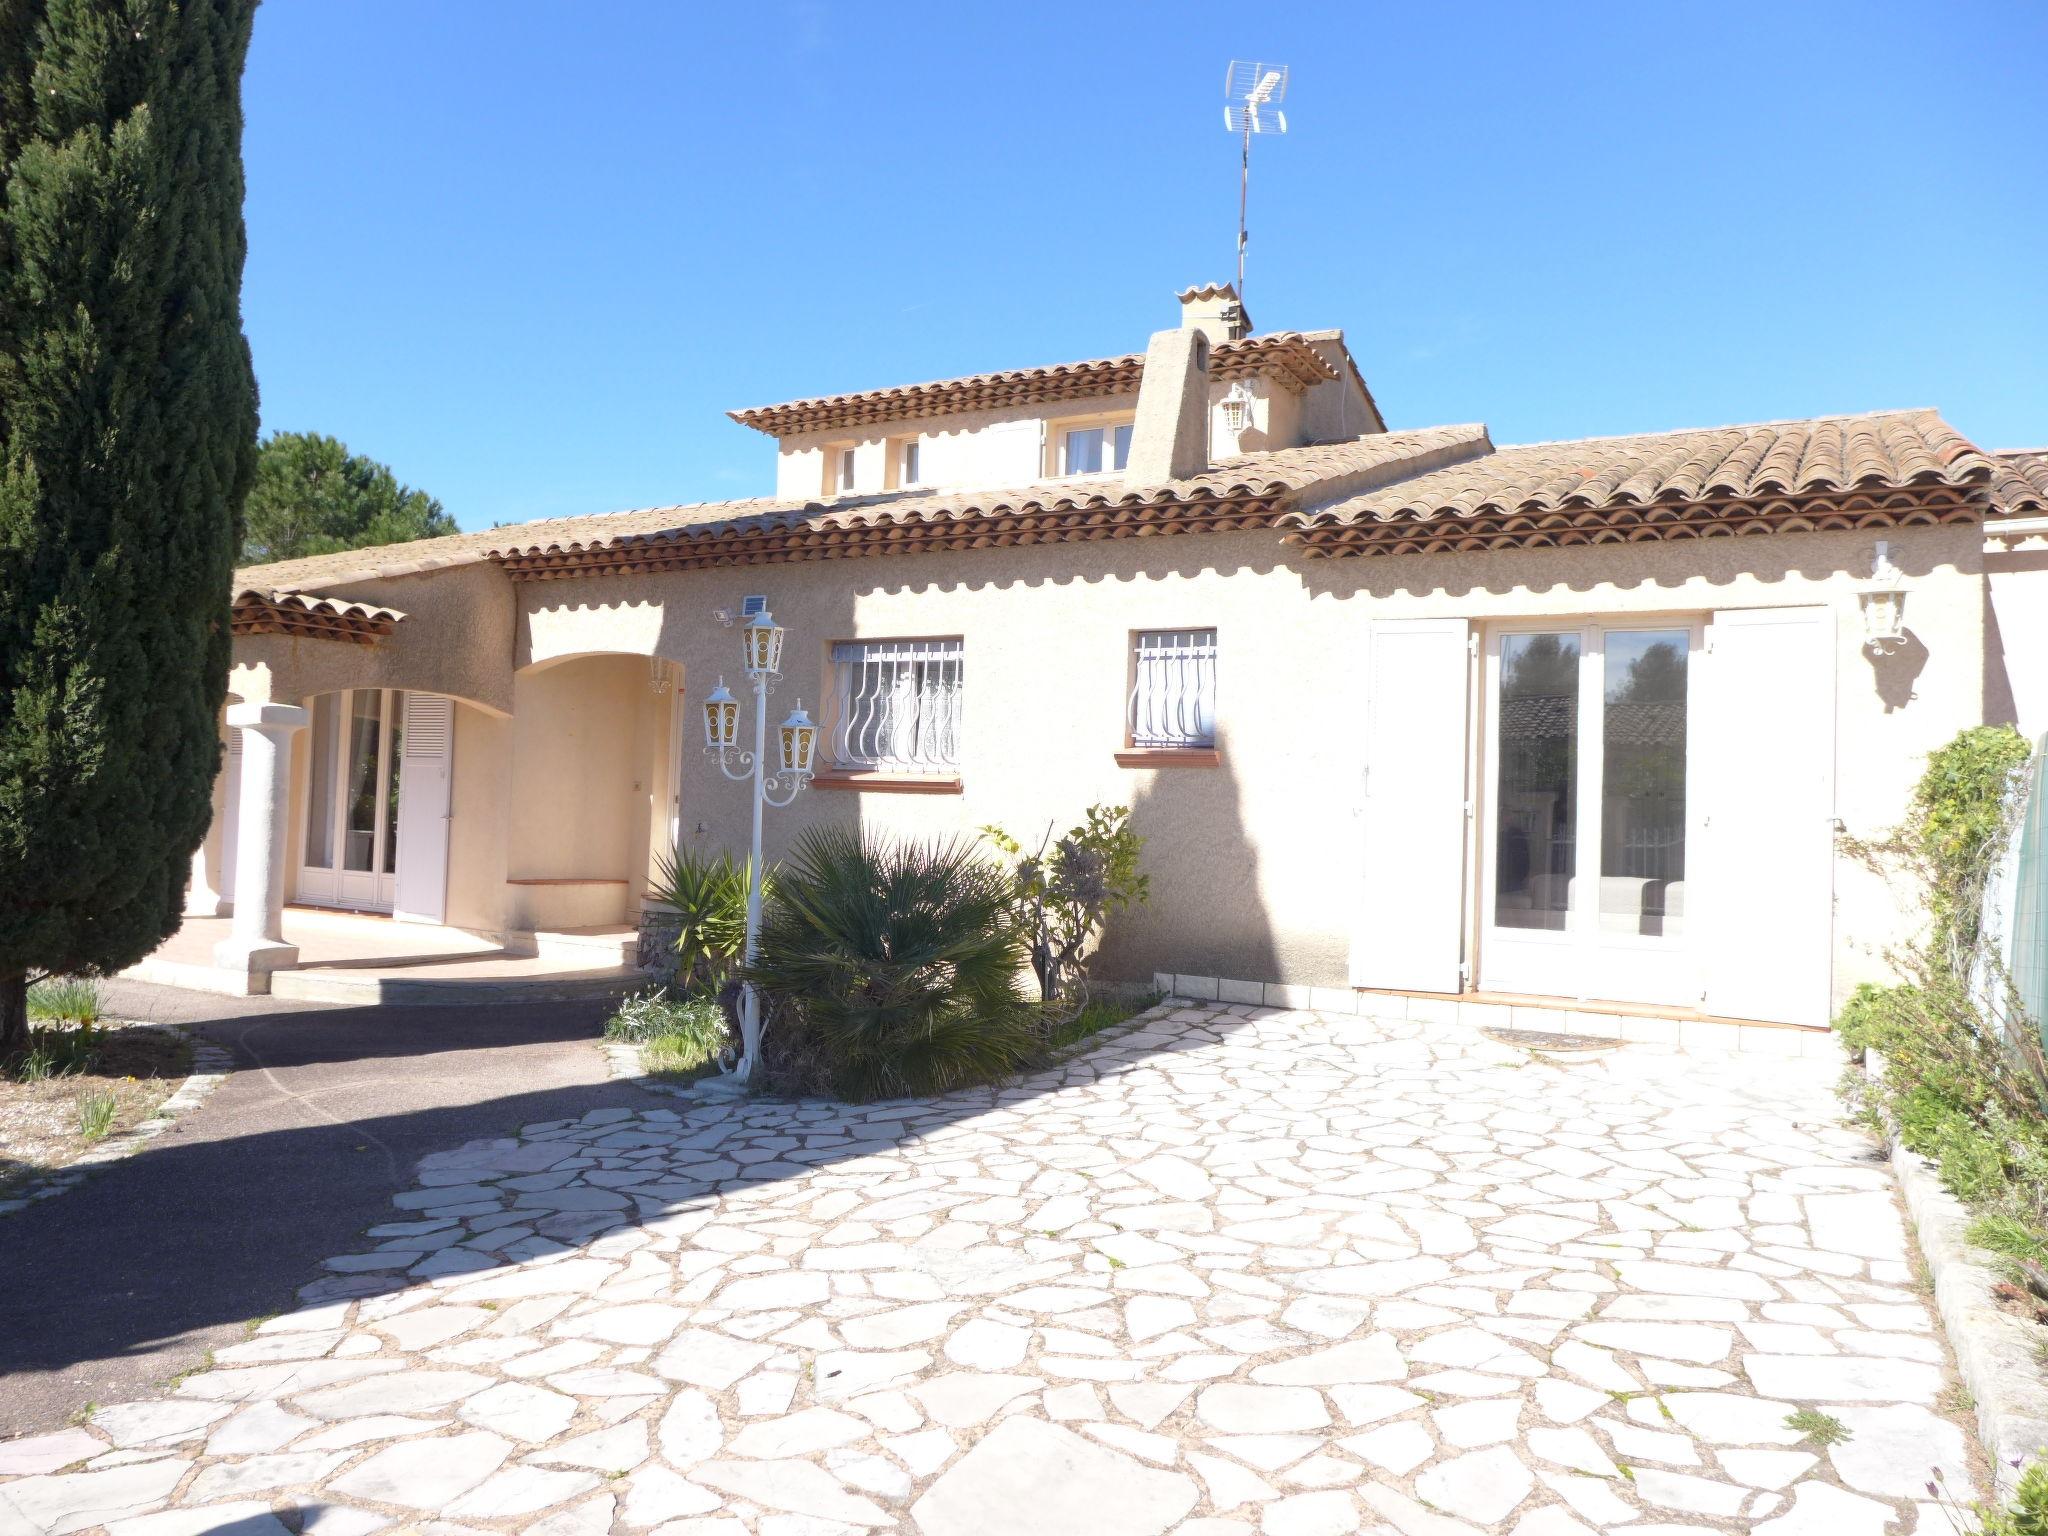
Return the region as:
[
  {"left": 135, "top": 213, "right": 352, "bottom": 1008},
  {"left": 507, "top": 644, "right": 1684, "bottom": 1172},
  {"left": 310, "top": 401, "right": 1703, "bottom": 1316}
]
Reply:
[{"left": 213, "top": 701, "right": 309, "bottom": 988}]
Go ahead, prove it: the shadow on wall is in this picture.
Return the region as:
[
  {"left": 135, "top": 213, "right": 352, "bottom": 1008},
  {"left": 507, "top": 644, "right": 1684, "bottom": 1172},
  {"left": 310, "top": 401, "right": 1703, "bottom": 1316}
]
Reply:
[
  {"left": 1092, "top": 741, "right": 1280, "bottom": 990},
  {"left": 1866, "top": 631, "right": 1928, "bottom": 714},
  {"left": 660, "top": 575, "right": 862, "bottom": 872}
]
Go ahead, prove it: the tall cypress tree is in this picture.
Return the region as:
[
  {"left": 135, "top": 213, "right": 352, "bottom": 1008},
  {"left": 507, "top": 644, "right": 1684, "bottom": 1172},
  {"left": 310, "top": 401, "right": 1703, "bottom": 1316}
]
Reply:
[{"left": 0, "top": 0, "right": 259, "bottom": 1047}]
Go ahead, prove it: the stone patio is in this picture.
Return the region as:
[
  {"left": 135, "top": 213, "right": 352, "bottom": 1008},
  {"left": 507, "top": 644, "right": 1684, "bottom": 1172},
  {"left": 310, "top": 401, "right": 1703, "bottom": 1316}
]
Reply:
[{"left": 0, "top": 1003, "right": 1979, "bottom": 1535}]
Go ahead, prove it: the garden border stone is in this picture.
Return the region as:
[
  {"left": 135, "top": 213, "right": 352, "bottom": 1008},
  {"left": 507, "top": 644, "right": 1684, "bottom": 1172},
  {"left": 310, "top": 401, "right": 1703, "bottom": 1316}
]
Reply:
[
  {"left": 599, "top": 995, "right": 1180, "bottom": 1103},
  {"left": 1867, "top": 1048, "right": 2048, "bottom": 1501},
  {"left": 0, "top": 1021, "right": 231, "bottom": 1218}
]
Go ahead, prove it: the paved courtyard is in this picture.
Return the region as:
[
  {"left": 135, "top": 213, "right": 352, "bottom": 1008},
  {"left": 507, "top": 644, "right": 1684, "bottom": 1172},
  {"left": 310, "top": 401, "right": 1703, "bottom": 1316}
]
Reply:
[{"left": 0, "top": 1003, "right": 1976, "bottom": 1535}]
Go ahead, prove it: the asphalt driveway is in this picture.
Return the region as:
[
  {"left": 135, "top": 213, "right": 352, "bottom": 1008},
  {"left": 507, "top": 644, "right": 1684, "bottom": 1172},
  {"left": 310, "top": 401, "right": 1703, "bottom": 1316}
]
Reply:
[{"left": 0, "top": 978, "right": 653, "bottom": 1438}]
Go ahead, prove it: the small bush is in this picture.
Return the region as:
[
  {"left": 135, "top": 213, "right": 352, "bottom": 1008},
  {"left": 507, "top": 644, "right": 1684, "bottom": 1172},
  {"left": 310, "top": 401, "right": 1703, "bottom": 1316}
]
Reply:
[
  {"left": 5, "top": 1020, "right": 103, "bottom": 1083},
  {"left": 1972, "top": 1459, "right": 2048, "bottom": 1536},
  {"left": 75, "top": 1087, "right": 117, "bottom": 1141},
  {"left": 648, "top": 848, "right": 758, "bottom": 995},
  {"left": 984, "top": 805, "right": 1147, "bottom": 1005},
  {"left": 604, "top": 990, "right": 729, "bottom": 1081},
  {"left": 1837, "top": 727, "right": 2048, "bottom": 1285},
  {"left": 27, "top": 977, "right": 101, "bottom": 1025},
  {"left": 750, "top": 826, "right": 1038, "bottom": 1101}
]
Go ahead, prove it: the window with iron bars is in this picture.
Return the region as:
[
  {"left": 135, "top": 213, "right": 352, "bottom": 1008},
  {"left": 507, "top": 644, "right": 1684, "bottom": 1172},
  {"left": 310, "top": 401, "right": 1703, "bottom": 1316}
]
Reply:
[
  {"left": 824, "top": 638, "right": 964, "bottom": 773},
  {"left": 1129, "top": 629, "right": 1218, "bottom": 749}
]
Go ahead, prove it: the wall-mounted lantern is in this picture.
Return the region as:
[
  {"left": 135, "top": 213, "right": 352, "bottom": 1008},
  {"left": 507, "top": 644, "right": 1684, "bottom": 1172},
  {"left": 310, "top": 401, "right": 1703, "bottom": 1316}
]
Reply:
[{"left": 1857, "top": 540, "right": 1909, "bottom": 656}]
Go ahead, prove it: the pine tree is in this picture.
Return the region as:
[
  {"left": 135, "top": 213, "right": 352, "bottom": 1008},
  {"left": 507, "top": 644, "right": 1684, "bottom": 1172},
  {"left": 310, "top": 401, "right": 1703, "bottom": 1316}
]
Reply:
[
  {"left": 243, "top": 430, "right": 456, "bottom": 565},
  {"left": 0, "top": 0, "right": 260, "bottom": 1048}
]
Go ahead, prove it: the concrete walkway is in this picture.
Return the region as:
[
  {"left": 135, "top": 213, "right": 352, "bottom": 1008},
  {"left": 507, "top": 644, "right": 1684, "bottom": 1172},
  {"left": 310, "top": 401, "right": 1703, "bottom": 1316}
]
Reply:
[
  {"left": 0, "top": 1001, "right": 1978, "bottom": 1535},
  {"left": 0, "top": 979, "right": 652, "bottom": 1440}
]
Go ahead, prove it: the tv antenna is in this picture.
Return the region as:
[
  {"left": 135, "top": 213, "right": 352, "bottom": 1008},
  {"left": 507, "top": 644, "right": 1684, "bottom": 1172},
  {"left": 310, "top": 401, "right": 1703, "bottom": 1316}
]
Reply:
[{"left": 1223, "top": 60, "right": 1288, "bottom": 314}]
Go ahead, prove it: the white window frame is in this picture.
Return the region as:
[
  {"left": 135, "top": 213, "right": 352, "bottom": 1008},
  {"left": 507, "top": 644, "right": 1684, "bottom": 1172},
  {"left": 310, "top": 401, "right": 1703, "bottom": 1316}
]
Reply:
[
  {"left": 1128, "top": 628, "right": 1218, "bottom": 750},
  {"left": 1057, "top": 416, "right": 1136, "bottom": 477},
  {"left": 836, "top": 446, "right": 858, "bottom": 493},
  {"left": 897, "top": 437, "right": 922, "bottom": 488},
  {"left": 823, "top": 637, "right": 964, "bottom": 775},
  {"left": 1477, "top": 615, "right": 1706, "bottom": 1008}
]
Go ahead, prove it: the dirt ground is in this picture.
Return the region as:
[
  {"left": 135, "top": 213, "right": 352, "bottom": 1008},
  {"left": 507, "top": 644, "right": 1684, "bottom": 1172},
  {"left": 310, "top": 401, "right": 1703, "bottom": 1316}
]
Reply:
[{"left": 0, "top": 1024, "right": 191, "bottom": 1198}]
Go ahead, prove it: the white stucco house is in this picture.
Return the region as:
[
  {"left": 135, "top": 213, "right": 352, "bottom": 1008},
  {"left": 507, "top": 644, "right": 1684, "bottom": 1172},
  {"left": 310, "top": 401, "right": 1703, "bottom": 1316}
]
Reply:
[{"left": 168, "top": 284, "right": 2048, "bottom": 1040}]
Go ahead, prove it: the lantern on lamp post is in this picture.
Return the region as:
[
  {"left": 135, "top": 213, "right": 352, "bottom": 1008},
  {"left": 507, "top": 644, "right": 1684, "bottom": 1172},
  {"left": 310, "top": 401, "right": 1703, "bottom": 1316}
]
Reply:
[{"left": 701, "top": 609, "right": 816, "bottom": 1084}]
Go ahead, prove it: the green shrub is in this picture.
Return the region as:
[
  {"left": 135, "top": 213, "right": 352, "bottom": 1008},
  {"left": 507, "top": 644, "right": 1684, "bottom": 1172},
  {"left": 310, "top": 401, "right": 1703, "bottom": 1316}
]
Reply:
[
  {"left": 27, "top": 977, "right": 102, "bottom": 1025},
  {"left": 984, "top": 804, "right": 1148, "bottom": 1004},
  {"left": 1976, "top": 1459, "right": 2048, "bottom": 1536},
  {"left": 604, "top": 991, "right": 729, "bottom": 1083},
  {"left": 749, "top": 826, "right": 1038, "bottom": 1101},
  {"left": 648, "top": 848, "right": 758, "bottom": 995},
  {"left": 5, "top": 1019, "right": 103, "bottom": 1083},
  {"left": 1910, "top": 724, "right": 2033, "bottom": 963},
  {"left": 1837, "top": 727, "right": 2048, "bottom": 1276}
]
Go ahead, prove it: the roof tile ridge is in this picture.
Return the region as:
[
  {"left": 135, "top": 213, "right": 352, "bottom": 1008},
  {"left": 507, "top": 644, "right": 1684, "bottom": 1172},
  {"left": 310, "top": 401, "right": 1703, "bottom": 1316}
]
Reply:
[{"left": 1494, "top": 406, "right": 1950, "bottom": 454}]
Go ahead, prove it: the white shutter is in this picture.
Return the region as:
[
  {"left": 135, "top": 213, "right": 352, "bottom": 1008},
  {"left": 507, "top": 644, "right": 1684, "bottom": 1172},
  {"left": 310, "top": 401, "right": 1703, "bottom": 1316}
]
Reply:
[
  {"left": 1699, "top": 608, "right": 1836, "bottom": 1025},
  {"left": 1351, "top": 618, "right": 1471, "bottom": 992},
  {"left": 393, "top": 693, "right": 454, "bottom": 925}
]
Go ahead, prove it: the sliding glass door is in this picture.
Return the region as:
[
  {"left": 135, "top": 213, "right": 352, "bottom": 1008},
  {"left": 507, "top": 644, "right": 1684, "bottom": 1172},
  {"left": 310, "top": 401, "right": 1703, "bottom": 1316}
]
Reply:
[
  {"left": 1480, "top": 621, "right": 1700, "bottom": 1006},
  {"left": 297, "top": 689, "right": 405, "bottom": 912}
]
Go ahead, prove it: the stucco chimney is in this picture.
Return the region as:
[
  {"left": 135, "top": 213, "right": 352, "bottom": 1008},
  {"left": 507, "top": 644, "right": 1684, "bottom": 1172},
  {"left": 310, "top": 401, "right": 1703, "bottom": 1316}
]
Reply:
[
  {"left": 1124, "top": 326, "right": 1212, "bottom": 483},
  {"left": 1177, "top": 282, "right": 1251, "bottom": 344}
]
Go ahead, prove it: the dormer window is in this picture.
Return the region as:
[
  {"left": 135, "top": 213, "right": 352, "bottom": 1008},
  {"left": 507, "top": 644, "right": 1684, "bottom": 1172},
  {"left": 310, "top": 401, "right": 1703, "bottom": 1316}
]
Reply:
[
  {"left": 1062, "top": 422, "right": 1134, "bottom": 476},
  {"left": 899, "top": 438, "right": 921, "bottom": 487},
  {"left": 837, "top": 447, "right": 858, "bottom": 493}
]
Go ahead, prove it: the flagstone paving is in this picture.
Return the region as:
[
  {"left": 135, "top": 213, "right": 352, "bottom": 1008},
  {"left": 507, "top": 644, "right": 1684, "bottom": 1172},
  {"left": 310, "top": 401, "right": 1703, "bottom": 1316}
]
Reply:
[{"left": 0, "top": 1003, "right": 1978, "bottom": 1534}]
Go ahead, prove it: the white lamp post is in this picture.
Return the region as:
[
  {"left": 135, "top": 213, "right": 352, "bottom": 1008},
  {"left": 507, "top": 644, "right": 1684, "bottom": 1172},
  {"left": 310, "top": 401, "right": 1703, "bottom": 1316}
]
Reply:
[{"left": 702, "top": 609, "right": 817, "bottom": 1084}]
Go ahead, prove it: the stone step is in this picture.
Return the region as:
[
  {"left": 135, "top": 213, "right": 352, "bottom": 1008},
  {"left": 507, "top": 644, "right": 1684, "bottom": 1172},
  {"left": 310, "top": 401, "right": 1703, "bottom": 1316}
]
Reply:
[
  {"left": 509, "top": 926, "right": 639, "bottom": 967},
  {"left": 269, "top": 955, "right": 643, "bottom": 1007}
]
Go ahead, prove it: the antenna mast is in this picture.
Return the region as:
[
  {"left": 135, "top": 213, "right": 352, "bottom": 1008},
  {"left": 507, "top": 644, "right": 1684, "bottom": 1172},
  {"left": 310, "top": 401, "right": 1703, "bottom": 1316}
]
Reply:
[{"left": 1223, "top": 61, "right": 1289, "bottom": 317}]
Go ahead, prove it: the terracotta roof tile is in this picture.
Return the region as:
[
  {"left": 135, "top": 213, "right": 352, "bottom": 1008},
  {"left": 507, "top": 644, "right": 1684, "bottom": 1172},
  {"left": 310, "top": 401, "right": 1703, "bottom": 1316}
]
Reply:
[
  {"left": 486, "top": 427, "right": 1492, "bottom": 580},
  {"left": 1289, "top": 410, "right": 1991, "bottom": 528},
  {"left": 1990, "top": 449, "right": 2048, "bottom": 518},
  {"left": 728, "top": 332, "right": 1341, "bottom": 437},
  {"left": 233, "top": 410, "right": 2008, "bottom": 596},
  {"left": 230, "top": 588, "right": 405, "bottom": 644}
]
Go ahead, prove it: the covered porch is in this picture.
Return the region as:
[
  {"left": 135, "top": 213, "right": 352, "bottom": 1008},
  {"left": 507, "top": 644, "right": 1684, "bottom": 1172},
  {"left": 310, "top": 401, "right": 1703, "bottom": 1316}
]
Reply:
[{"left": 126, "top": 908, "right": 643, "bottom": 1006}]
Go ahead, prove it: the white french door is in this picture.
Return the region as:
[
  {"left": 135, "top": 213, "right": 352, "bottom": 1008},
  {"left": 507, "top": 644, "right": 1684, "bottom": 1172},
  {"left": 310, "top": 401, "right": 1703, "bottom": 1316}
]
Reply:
[
  {"left": 297, "top": 689, "right": 405, "bottom": 913},
  {"left": 1480, "top": 619, "right": 1703, "bottom": 1007}
]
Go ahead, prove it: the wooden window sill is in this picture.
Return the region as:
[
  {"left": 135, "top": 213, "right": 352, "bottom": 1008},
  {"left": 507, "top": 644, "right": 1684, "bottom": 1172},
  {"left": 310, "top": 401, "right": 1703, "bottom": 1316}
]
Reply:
[
  {"left": 1114, "top": 748, "right": 1221, "bottom": 768},
  {"left": 810, "top": 771, "right": 963, "bottom": 795}
]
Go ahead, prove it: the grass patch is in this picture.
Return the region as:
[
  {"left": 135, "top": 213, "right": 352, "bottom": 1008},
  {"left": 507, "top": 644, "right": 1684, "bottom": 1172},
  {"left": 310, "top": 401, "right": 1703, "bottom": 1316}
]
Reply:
[
  {"left": 74, "top": 1088, "right": 117, "bottom": 1142},
  {"left": 27, "top": 976, "right": 101, "bottom": 1026},
  {"left": 0, "top": 1023, "right": 190, "bottom": 1197},
  {"left": 1048, "top": 991, "right": 1160, "bottom": 1053},
  {"left": 1969, "top": 1212, "right": 2048, "bottom": 1267},
  {"left": 604, "top": 991, "right": 729, "bottom": 1083},
  {"left": 1784, "top": 1408, "right": 1852, "bottom": 1447}
]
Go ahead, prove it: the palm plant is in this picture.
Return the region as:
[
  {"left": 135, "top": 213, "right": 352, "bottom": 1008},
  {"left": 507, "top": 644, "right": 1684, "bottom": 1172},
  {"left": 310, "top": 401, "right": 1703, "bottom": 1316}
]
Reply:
[
  {"left": 747, "top": 826, "right": 1038, "bottom": 1100},
  {"left": 648, "top": 847, "right": 758, "bottom": 997}
]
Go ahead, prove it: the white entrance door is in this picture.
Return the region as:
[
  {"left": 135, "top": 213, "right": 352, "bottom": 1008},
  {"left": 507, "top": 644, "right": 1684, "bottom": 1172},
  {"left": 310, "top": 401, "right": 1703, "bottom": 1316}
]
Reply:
[
  {"left": 393, "top": 694, "right": 455, "bottom": 924},
  {"left": 1479, "top": 619, "right": 1702, "bottom": 1007},
  {"left": 297, "top": 689, "right": 403, "bottom": 913},
  {"left": 1698, "top": 607, "right": 1836, "bottom": 1025},
  {"left": 1351, "top": 618, "right": 1471, "bottom": 993}
]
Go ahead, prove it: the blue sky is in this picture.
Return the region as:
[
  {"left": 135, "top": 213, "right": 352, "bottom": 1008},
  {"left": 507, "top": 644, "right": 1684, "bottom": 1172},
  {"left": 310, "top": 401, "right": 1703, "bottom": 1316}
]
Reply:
[{"left": 241, "top": 1, "right": 2048, "bottom": 532}]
